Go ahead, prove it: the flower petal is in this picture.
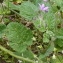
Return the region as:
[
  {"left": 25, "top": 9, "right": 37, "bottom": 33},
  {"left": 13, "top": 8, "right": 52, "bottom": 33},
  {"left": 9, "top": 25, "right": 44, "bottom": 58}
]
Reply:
[
  {"left": 43, "top": 7, "right": 49, "bottom": 12},
  {"left": 39, "top": 4, "right": 45, "bottom": 10}
]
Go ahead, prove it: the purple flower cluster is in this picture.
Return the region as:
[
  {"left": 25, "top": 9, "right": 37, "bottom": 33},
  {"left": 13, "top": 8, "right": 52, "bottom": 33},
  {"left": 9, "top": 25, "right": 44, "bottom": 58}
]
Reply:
[
  {"left": 39, "top": 4, "right": 49, "bottom": 12},
  {"left": 39, "top": 0, "right": 49, "bottom": 12}
]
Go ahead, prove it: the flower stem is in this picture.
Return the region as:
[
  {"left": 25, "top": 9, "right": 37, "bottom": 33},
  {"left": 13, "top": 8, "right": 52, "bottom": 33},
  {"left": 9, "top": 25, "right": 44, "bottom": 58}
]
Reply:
[{"left": 0, "top": 45, "right": 35, "bottom": 63}]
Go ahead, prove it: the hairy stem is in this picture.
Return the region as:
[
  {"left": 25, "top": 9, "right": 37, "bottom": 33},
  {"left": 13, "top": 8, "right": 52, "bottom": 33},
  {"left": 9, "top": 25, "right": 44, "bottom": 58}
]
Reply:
[{"left": 0, "top": 45, "right": 35, "bottom": 63}]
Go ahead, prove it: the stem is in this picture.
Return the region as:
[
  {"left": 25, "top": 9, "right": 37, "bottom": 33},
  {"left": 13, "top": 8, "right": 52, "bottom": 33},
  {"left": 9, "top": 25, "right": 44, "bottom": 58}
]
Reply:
[{"left": 0, "top": 45, "right": 35, "bottom": 63}]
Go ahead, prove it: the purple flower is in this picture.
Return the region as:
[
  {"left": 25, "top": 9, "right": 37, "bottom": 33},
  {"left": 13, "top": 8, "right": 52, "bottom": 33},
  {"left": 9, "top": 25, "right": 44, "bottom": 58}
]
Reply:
[
  {"left": 39, "top": 4, "right": 49, "bottom": 12},
  {"left": 43, "top": 0, "right": 48, "bottom": 2}
]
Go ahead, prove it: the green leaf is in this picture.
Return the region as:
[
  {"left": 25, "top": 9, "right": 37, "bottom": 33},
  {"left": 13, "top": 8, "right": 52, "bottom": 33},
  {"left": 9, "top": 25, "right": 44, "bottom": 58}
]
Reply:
[
  {"left": 19, "top": 1, "right": 38, "bottom": 20},
  {"left": 55, "top": 28, "right": 63, "bottom": 47},
  {"left": 5, "top": 1, "right": 20, "bottom": 10},
  {"left": 22, "top": 50, "right": 34, "bottom": 59},
  {"left": 0, "top": 5, "right": 10, "bottom": 14},
  {"left": 14, "top": 50, "right": 34, "bottom": 60},
  {"left": 55, "top": 39, "right": 63, "bottom": 47},
  {"left": 55, "top": 28, "right": 63, "bottom": 36},
  {"left": 5, "top": 22, "right": 33, "bottom": 53},
  {"left": 31, "top": 0, "right": 42, "bottom": 5},
  {"left": 44, "top": 13, "right": 55, "bottom": 31},
  {"left": 44, "top": 42, "right": 54, "bottom": 57},
  {"left": 33, "top": 16, "right": 46, "bottom": 32},
  {"left": 0, "top": 24, "right": 6, "bottom": 38},
  {"left": 53, "top": 0, "right": 63, "bottom": 6},
  {"left": 43, "top": 33, "right": 50, "bottom": 43},
  {"left": 39, "top": 42, "right": 54, "bottom": 59},
  {"left": 51, "top": 55, "right": 63, "bottom": 63}
]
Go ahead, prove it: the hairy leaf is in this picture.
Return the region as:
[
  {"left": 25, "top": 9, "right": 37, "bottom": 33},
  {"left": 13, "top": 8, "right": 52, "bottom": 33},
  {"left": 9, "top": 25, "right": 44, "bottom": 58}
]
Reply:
[
  {"left": 5, "top": 22, "right": 33, "bottom": 53},
  {"left": 19, "top": 1, "right": 38, "bottom": 20}
]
